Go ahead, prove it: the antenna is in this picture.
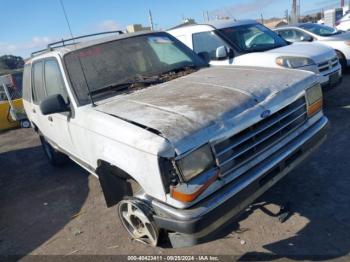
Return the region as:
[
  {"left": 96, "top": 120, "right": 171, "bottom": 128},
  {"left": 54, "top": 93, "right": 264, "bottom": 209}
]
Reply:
[
  {"left": 59, "top": 0, "right": 96, "bottom": 107},
  {"left": 149, "top": 10, "right": 154, "bottom": 31}
]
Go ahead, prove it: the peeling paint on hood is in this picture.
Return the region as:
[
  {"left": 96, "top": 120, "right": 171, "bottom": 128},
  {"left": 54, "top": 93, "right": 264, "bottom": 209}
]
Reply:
[{"left": 94, "top": 66, "right": 317, "bottom": 155}]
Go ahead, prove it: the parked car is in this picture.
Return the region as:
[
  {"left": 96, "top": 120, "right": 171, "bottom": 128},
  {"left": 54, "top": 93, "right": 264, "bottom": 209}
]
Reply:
[
  {"left": 336, "top": 12, "right": 350, "bottom": 32},
  {"left": 23, "top": 31, "right": 328, "bottom": 247},
  {"left": 168, "top": 20, "right": 342, "bottom": 88},
  {"left": 274, "top": 23, "right": 350, "bottom": 69}
]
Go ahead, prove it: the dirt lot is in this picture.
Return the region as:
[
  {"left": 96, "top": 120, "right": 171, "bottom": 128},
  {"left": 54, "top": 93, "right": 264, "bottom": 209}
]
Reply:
[{"left": 1, "top": 73, "right": 350, "bottom": 260}]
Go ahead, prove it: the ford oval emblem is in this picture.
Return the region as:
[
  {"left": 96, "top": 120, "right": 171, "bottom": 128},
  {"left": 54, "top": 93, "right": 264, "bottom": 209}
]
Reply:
[{"left": 261, "top": 110, "right": 271, "bottom": 119}]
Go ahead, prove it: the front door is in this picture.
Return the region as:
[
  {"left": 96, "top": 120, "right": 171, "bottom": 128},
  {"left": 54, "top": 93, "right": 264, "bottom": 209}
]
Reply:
[{"left": 41, "top": 58, "right": 75, "bottom": 156}]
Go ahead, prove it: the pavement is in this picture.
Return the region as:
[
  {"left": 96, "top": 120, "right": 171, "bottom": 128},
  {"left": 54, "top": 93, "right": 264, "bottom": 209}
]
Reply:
[{"left": 1, "top": 72, "right": 350, "bottom": 260}]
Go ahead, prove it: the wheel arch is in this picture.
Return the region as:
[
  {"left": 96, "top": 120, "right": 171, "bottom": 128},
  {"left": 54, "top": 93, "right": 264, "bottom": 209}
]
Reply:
[
  {"left": 96, "top": 160, "right": 144, "bottom": 208},
  {"left": 335, "top": 49, "right": 347, "bottom": 68}
]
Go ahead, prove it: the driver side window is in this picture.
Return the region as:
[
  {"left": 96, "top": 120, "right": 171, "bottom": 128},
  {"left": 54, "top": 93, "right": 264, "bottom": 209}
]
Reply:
[
  {"left": 44, "top": 59, "right": 68, "bottom": 103},
  {"left": 192, "top": 31, "right": 228, "bottom": 60},
  {"left": 278, "top": 29, "right": 309, "bottom": 42}
]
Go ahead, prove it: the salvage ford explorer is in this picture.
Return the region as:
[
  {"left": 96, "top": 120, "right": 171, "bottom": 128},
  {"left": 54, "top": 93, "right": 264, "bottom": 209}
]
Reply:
[{"left": 22, "top": 31, "right": 328, "bottom": 247}]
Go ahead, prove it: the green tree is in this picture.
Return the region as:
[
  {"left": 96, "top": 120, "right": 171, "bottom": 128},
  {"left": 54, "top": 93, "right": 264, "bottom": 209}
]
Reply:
[{"left": 0, "top": 55, "right": 24, "bottom": 75}]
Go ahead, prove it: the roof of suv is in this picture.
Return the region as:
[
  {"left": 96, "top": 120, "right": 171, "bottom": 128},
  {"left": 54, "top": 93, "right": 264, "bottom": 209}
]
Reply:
[
  {"left": 275, "top": 23, "right": 313, "bottom": 29},
  {"left": 204, "top": 19, "right": 258, "bottom": 29},
  {"left": 29, "top": 31, "right": 156, "bottom": 60},
  {"left": 168, "top": 19, "right": 258, "bottom": 34}
]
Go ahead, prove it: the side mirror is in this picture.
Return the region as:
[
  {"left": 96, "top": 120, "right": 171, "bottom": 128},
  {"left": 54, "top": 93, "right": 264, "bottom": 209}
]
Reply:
[
  {"left": 215, "top": 46, "right": 229, "bottom": 60},
  {"left": 197, "top": 51, "right": 210, "bottom": 63},
  {"left": 300, "top": 35, "right": 313, "bottom": 42},
  {"left": 40, "top": 94, "right": 70, "bottom": 115}
]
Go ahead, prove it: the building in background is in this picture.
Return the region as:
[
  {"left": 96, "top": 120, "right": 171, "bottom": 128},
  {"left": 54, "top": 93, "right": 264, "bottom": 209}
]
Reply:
[
  {"left": 126, "top": 24, "right": 151, "bottom": 33},
  {"left": 264, "top": 18, "right": 288, "bottom": 28}
]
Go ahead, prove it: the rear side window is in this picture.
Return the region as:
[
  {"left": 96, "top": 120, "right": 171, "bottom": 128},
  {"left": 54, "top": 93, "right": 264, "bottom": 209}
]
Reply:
[
  {"left": 32, "top": 61, "right": 46, "bottom": 104},
  {"left": 278, "top": 29, "right": 308, "bottom": 42},
  {"left": 22, "top": 64, "right": 32, "bottom": 102},
  {"left": 44, "top": 59, "right": 68, "bottom": 102}
]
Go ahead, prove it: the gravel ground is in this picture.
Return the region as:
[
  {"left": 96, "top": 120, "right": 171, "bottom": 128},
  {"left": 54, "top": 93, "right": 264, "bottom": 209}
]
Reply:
[{"left": 1, "top": 73, "right": 350, "bottom": 260}]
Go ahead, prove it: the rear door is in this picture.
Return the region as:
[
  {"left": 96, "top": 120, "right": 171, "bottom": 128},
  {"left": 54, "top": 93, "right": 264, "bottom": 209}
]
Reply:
[{"left": 30, "top": 60, "right": 49, "bottom": 133}]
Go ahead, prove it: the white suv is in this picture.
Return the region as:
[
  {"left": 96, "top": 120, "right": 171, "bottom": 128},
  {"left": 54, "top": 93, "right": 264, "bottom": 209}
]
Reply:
[
  {"left": 23, "top": 31, "right": 328, "bottom": 247},
  {"left": 168, "top": 19, "right": 342, "bottom": 88}
]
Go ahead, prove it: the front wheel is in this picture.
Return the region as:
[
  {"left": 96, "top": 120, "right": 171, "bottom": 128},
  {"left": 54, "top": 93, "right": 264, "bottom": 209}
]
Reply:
[
  {"left": 336, "top": 51, "right": 347, "bottom": 71},
  {"left": 39, "top": 135, "right": 68, "bottom": 166},
  {"left": 118, "top": 199, "right": 159, "bottom": 246},
  {"left": 20, "top": 119, "right": 31, "bottom": 128}
]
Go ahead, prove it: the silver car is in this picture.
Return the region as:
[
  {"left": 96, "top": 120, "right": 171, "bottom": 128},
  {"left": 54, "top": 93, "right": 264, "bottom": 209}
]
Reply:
[{"left": 275, "top": 23, "right": 350, "bottom": 69}]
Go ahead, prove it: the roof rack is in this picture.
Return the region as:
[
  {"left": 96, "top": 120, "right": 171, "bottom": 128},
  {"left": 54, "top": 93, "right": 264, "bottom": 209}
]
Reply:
[{"left": 31, "top": 30, "right": 124, "bottom": 57}]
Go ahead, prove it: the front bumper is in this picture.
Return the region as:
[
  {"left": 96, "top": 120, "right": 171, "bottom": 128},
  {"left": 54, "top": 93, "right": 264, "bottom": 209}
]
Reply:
[
  {"left": 152, "top": 116, "right": 329, "bottom": 247},
  {"left": 319, "top": 68, "right": 342, "bottom": 89}
]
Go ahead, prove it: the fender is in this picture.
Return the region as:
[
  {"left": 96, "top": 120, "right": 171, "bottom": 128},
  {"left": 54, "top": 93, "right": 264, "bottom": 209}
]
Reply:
[{"left": 96, "top": 161, "right": 140, "bottom": 207}]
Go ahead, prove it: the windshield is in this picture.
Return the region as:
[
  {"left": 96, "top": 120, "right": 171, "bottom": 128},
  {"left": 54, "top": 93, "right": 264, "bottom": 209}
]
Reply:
[
  {"left": 64, "top": 32, "right": 206, "bottom": 105},
  {"left": 299, "top": 23, "right": 340, "bottom": 36},
  {"left": 218, "top": 23, "right": 287, "bottom": 53}
]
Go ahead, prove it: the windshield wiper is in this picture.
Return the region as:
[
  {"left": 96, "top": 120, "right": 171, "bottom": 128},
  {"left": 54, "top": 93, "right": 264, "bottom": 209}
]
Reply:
[
  {"left": 159, "top": 64, "right": 199, "bottom": 76},
  {"left": 90, "top": 77, "right": 161, "bottom": 96}
]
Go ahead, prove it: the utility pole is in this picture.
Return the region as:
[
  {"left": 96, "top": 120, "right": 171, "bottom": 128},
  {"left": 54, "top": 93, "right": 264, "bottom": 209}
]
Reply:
[
  {"left": 291, "top": 0, "right": 297, "bottom": 24},
  {"left": 202, "top": 11, "right": 206, "bottom": 22},
  {"left": 206, "top": 11, "right": 210, "bottom": 21},
  {"left": 285, "top": 9, "right": 289, "bottom": 23},
  {"left": 261, "top": 13, "right": 264, "bottom": 24},
  {"left": 149, "top": 9, "right": 154, "bottom": 31}
]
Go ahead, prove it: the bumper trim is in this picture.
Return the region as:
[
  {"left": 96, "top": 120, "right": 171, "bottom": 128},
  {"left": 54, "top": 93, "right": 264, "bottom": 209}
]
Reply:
[{"left": 152, "top": 116, "right": 328, "bottom": 241}]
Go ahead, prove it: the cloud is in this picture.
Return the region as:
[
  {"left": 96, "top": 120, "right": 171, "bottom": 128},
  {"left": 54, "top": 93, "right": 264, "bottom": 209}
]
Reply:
[
  {"left": 95, "top": 20, "right": 122, "bottom": 31},
  {"left": 209, "top": 0, "right": 279, "bottom": 19},
  {"left": 1, "top": 19, "right": 122, "bottom": 58},
  {"left": 0, "top": 42, "right": 17, "bottom": 54},
  {"left": 0, "top": 36, "right": 58, "bottom": 58}
]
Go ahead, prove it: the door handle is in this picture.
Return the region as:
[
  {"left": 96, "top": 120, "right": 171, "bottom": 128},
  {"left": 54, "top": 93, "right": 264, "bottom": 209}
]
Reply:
[
  {"left": 32, "top": 108, "right": 36, "bottom": 113},
  {"left": 48, "top": 116, "right": 53, "bottom": 122}
]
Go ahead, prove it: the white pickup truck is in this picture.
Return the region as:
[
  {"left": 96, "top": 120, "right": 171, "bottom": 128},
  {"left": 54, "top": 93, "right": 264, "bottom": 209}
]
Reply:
[
  {"left": 22, "top": 31, "right": 328, "bottom": 247},
  {"left": 168, "top": 19, "right": 342, "bottom": 88}
]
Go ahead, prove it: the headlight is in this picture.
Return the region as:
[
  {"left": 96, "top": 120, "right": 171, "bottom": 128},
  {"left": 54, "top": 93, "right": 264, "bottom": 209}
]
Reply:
[
  {"left": 176, "top": 144, "right": 215, "bottom": 181},
  {"left": 306, "top": 83, "right": 323, "bottom": 117},
  {"left": 276, "top": 56, "right": 315, "bottom": 68}
]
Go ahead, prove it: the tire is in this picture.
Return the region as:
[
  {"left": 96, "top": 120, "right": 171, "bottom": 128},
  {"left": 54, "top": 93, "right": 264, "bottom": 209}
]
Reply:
[
  {"left": 20, "top": 120, "right": 31, "bottom": 128},
  {"left": 118, "top": 199, "right": 159, "bottom": 246},
  {"left": 39, "top": 135, "right": 68, "bottom": 166},
  {"left": 336, "top": 51, "right": 347, "bottom": 71}
]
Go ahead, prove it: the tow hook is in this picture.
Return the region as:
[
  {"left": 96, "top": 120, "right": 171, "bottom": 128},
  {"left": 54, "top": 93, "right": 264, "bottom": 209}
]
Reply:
[
  {"left": 277, "top": 202, "right": 291, "bottom": 223},
  {"left": 248, "top": 201, "right": 292, "bottom": 223}
]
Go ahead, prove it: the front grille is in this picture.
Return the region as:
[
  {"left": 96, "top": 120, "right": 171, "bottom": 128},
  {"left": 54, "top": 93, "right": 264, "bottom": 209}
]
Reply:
[
  {"left": 214, "top": 96, "right": 307, "bottom": 177},
  {"left": 318, "top": 57, "right": 339, "bottom": 73}
]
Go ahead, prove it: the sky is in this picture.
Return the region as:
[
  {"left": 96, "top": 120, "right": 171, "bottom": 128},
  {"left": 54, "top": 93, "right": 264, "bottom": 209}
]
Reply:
[{"left": 0, "top": 0, "right": 344, "bottom": 58}]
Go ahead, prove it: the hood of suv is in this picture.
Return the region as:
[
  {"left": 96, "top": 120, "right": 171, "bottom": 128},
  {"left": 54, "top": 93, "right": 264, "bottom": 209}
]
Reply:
[
  {"left": 95, "top": 66, "right": 316, "bottom": 154},
  {"left": 266, "top": 42, "right": 336, "bottom": 64}
]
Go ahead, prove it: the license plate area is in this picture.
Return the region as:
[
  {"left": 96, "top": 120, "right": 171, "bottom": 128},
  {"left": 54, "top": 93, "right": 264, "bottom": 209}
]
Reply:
[{"left": 329, "top": 71, "right": 340, "bottom": 85}]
